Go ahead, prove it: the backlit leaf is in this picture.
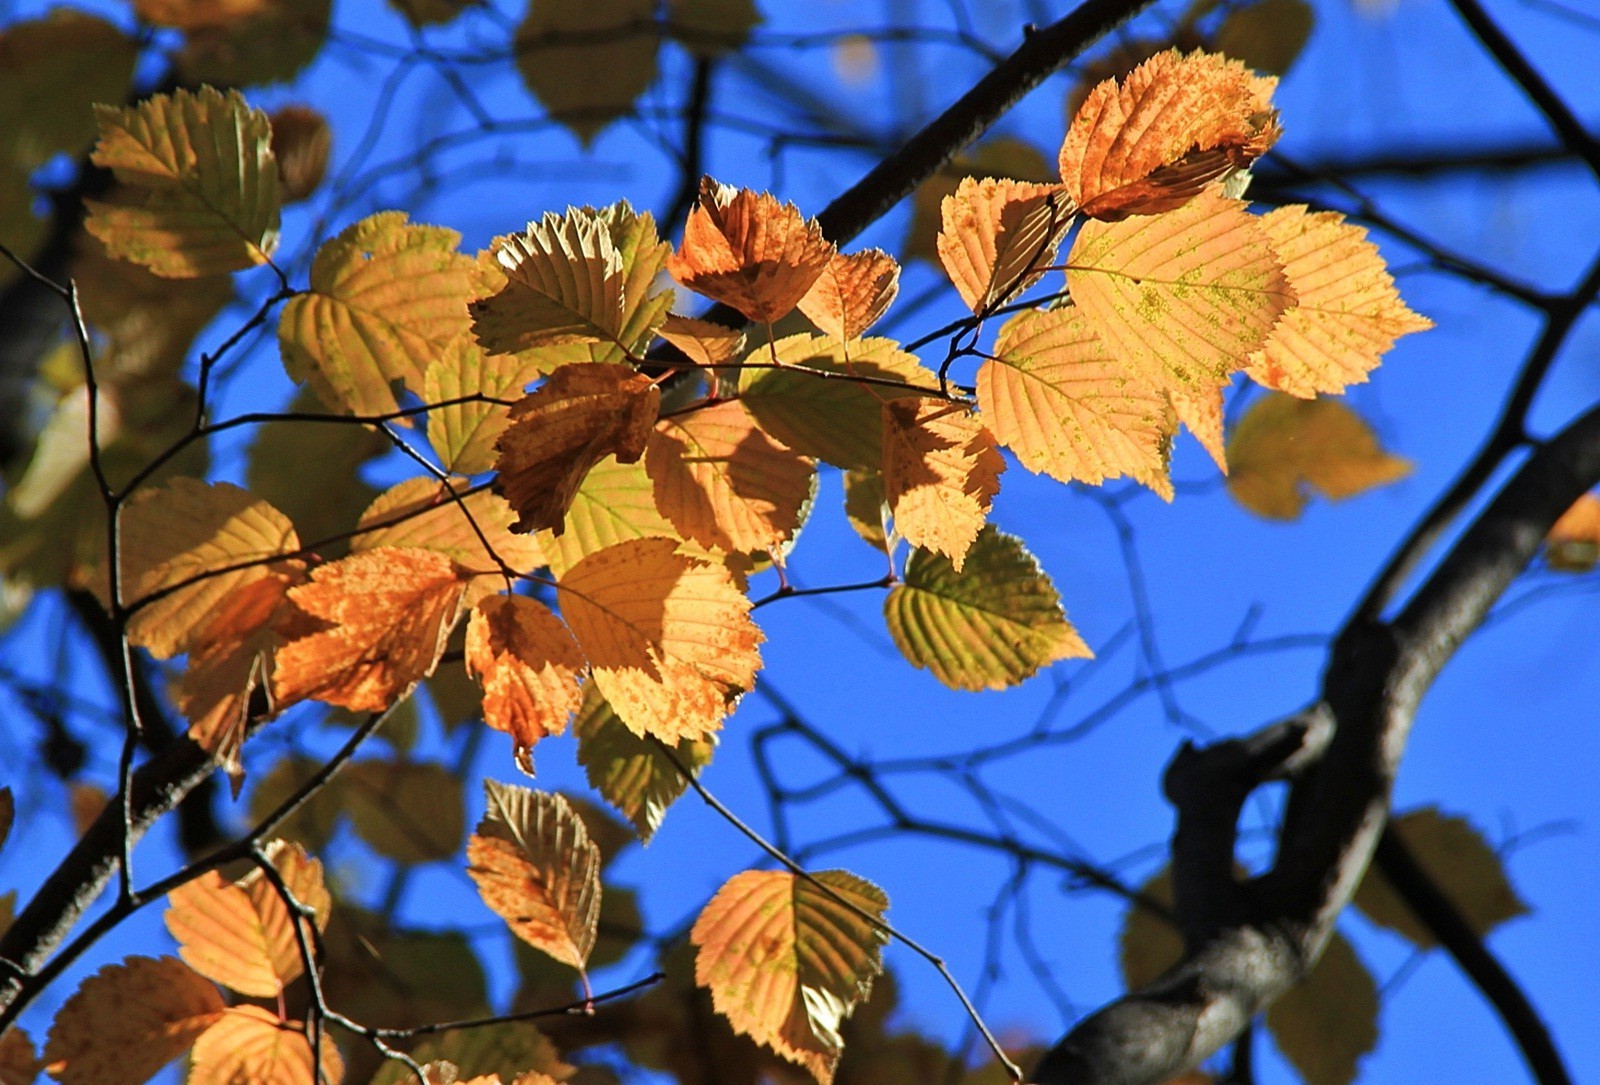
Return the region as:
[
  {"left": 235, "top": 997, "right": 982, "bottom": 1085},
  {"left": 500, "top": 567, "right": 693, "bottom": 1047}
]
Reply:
[
  {"left": 904, "top": 137, "right": 1054, "bottom": 264},
  {"left": 1226, "top": 394, "right": 1411, "bottom": 520},
  {"left": 468, "top": 781, "right": 602, "bottom": 972},
  {"left": 42, "top": 957, "right": 224, "bottom": 1085},
  {"left": 493, "top": 363, "right": 660, "bottom": 534},
  {"left": 1067, "top": 191, "right": 1294, "bottom": 391},
  {"left": 0, "top": 13, "right": 138, "bottom": 171},
  {"left": 423, "top": 337, "right": 548, "bottom": 475},
  {"left": 1169, "top": 381, "right": 1227, "bottom": 471},
  {"left": 247, "top": 389, "right": 387, "bottom": 548},
  {"left": 177, "top": 0, "right": 329, "bottom": 87},
  {"left": 573, "top": 683, "right": 715, "bottom": 842},
  {"left": 85, "top": 87, "right": 280, "bottom": 277},
  {"left": 272, "top": 547, "right": 469, "bottom": 711},
  {"left": 1245, "top": 205, "right": 1432, "bottom": 397},
  {"left": 881, "top": 398, "right": 1003, "bottom": 571},
  {"left": 1215, "top": 0, "right": 1314, "bottom": 78},
  {"left": 981, "top": 307, "right": 1172, "bottom": 497},
  {"left": 1545, "top": 492, "right": 1600, "bottom": 572},
  {"left": 471, "top": 208, "right": 630, "bottom": 354},
  {"left": 669, "top": 0, "right": 761, "bottom": 56},
  {"left": 538, "top": 454, "right": 684, "bottom": 577},
  {"left": 936, "top": 178, "right": 1073, "bottom": 315},
  {"left": 884, "top": 526, "right": 1089, "bottom": 691},
  {"left": 268, "top": 104, "right": 331, "bottom": 203},
  {"left": 355, "top": 477, "right": 543, "bottom": 588},
  {"left": 188, "top": 1006, "right": 343, "bottom": 1085},
  {"left": 343, "top": 760, "right": 465, "bottom": 862},
  {"left": 647, "top": 399, "right": 815, "bottom": 554},
  {"left": 797, "top": 249, "right": 900, "bottom": 341},
  {"left": 1266, "top": 932, "right": 1378, "bottom": 1085},
  {"left": 657, "top": 314, "right": 747, "bottom": 366},
  {"left": 368, "top": 1023, "right": 570, "bottom": 1085},
  {"left": 843, "top": 470, "right": 891, "bottom": 553},
  {"left": 279, "top": 211, "right": 478, "bottom": 417},
  {"left": 1058, "top": 49, "right": 1279, "bottom": 221},
  {"left": 135, "top": 0, "right": 266, "bottom": 30},
  {"left": 558, "top": 537, "right": 762, "bottom": 742},
  {"left": 515, "top": 0, "right": 659, "bottom": 144},
  {"left": 692, "top": 869, "right": 888, "bottom": 1084},
  {"left": 668, "top": 178, "right": 835, "bottom": 325},
  {"left": 467, "top": 595, "right": 586, "bottom": 771}
]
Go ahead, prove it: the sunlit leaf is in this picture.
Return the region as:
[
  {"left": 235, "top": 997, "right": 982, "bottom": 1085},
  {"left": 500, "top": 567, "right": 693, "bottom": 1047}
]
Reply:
[
  {"left": 1266, "top": 932, "right": 1378, "bottom": 1085},
  {"left": 177, "top": 0, "right": 329, "bottom": 86},
  {"left": 85, "top": 87, "right": 280, "bottom": 277},
  {"left": 188, "top": 1006, "right": 343, "bottom": 1085},
  {"left": 669, "top": 0, "right": 761, "bottom": 55},
  {"left": 0, "top": 12, "right": 138, "bottom": 171},
  {"left": 797, "top": 249, "right": 900, "bottom": 341},
  {"left": 657, "top": 314, "right": 747, "bottom": 366},
  {"left": 881, "top": 398, "right": 1003, "bottom": 572},
  {"left": 1545, "top": 492, "right": 1600, "bottom": 572},
  {"left": 904, "top": 137, "right": 1054, "bottom": 264},
  {"left": 515, "top": 0, "right": 659, "bottom": 144},
  {"left": 467, "top": 595, "right": 586, "bottom": 772},
  {"left": 355, "top": 477, "right": 544, "bottom": 591},
  {"left": 368, "top": 1023, "right": 571, "bottom": 1085},
  {"left": 843, "top": 470, "right": 891, "bottom": 553},
  {"left": 42, "top": 957, "right": 224, "bottom": 1085},
  {"left": 468, "top": 781, "right": 602, "bottom": 972},
  {"left": 342, "top": 760, "right": 465, "bottom": 862},
  {"left": 268, "top": 104, "right": 331, "bottom": 203},
  {"left": 558, "top": 537, "right": 761, "bottom": 742},
  {"left": 937, "top": 178, "right": 1072, "bottom": 315},
  {"left": 423, "top": 337, "right": 548, "bottom": 475},
  {"left": 1226, "top": 393, "right": 1411, "bottom": 520},
  {"left": 692, "top": 869, "right": 889, "bottom": 1084},
  {"left": 573, "top": 683, "right": 715, "bottom": 842},
  {"left": 537, "top": 453, "right": 684, "bottom": 577},
  {"left": 884, "top": 526, "right": 1089, "bottom": 691},
  {"left": 1215, "top": 0, "right": 1314, "bottom": 78}
]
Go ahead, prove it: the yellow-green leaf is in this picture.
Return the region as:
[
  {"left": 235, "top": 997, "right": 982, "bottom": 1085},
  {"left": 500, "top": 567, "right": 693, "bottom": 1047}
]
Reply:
[
  {"left": 423, "top": 337, "right": 547, "bottom": 475},
  {"left": 537, "top": 453, "right": 684, "bottom": 577},
  {"left": 516, "top": 0, "right": 659, "bottom": 144},
  {"left": 343, "top": 759, "right": 465, "bottom": 863},
  {"left": 573, "top": 683, "right": 714, "bottom": 842},
  {"left": 668, "top": 0, "right": 761, "bottom": 56},
  {"left": 1266, "top": 932, "right": 1378, "bottom": 1085},
  {"left": 0, "top": 12, "right": 138, "bottom": 171}
]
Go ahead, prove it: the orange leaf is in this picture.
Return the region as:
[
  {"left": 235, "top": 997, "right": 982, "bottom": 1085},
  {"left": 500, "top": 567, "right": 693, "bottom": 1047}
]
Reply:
[
  {"left": 188, "top": 1006, "right": 343, "bottom": 1085},
  {"left": 1169, "top": 381, "right": 1227, "bottom": 472},
  {"left": 493, "top": 363, "right": 660, "bottom": 535},
  {"left": 134, "top": 0, "right": 266, "bottom": 29},
  {"left": 1059, "top": 48, "right": 1280, "bottom": 221},
  {"left": 466, "top": 595, "right": 586, "bottom": 772},
  {"left": 881, "top": 398, "right": 1003, "bottom": 571},
  {"left": 42, "top": 956, "right": 224, "bottom": 1085},
  {"left": 272, "top": 547, "right": 469, "bottom": 711},
  {"left": 667, "top": 178, "right": 835, "bottom": 324},
  {"left": 1546, "top": 492, "right": 1600, "bottom": 572},
  {"left": 936, "top": 178, "right": 1073, "bottom": 315},
  {"left": 468, "top": 781, "right": 601, "bottom": 972},
  {"left": 573, "top": 683, "right": 715, "bottom": 843},
  {"left": 355, "top": 476, "right": 544, "bottom": 596},
  {"left": 558, "top": 537, "right": 762, "bottom": 742},
  {"left": 796, "top": 248, "right": 900, "bottom": 340},
  {"left": 657, "top": 313, "right": 746, "bottom": 366},
  {"left": 646, "top": 399, "right": 815, "bottom": 554},
  {"left": 1245, "top": 205, "right": 1432, "bottom": 397}
]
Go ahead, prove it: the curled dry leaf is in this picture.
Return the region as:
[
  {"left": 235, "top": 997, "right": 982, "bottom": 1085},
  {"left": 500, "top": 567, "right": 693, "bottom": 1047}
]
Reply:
[
  {"left": 1226, "top": 393, "right": 1411, "bottom": 520},
  {"left": 881, "top": 398, "right": 1003, "bottom": 572},
  {"left": 42, "top": 956, "right": 224, "bottom": 1085},
  {"left": 936, "top": 177, "right": 1073, "bottom": 315},
  {"left": 268, "top": 104, "right": 331, "bottom": 203},
  {"left": 188, "top": 1005, "right": 343, "bottom": 1085},
  {"left": 657, "top": 312, "right": 747, "bottom": 366},
  {"left": 667, "top": 177, "right": 835, "bottom": 324},
  {"left": 797, "top": 248, "right": 900, "bottom": 341},
  {"left": 466, "top": 594, "right": 586, "bottom": 771}
]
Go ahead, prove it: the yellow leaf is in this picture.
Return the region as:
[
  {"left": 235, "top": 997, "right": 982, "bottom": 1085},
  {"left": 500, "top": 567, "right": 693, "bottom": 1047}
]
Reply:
[
  {"left": 1215, "top": 0, "right": 1315, "bottom": 78},
  {"left": 657, "top": 314, "right": 747, "bottom": 366},
  {"left": 134, "top": 0, "right": 266, "bottom": 30},
  {"left": 268, "top": 104, "right": 331, "bottom": 203},
  {"left": 493, "top": 363, "right": 661, "bottom": 535},
  {"left": 272, "top": 547, "right": 469, "bottom": 711},
  {"left": 177, "top": 0, "right": 329, "bottom": 86},
  {"left": 0, "top": 1027, "right": 37, "bottom": 1085},
  {"left": 1067, "top": 190, "right": 1295, "bottom": 391},
  {"left": 468, "top": 781, "right": 602, "bottom": 972},
  {"left": 1169, "top": 381, "right": 1227, "bottom": 472},
  {"left": 573, "top": 683, "right": 715, "bottom": 842},
  {"left": 515, "top": 0, "right": 659, "bottom": 144},
  {"left": 669, "top": 0, "right": 761, "bottom": 56},
  {"left": 84, "top": 87, "right": 280, "bottom": 277},
  {"left": 0, "top": 12, "right": 138, "bottom": 171},
  {"left": 558, "top": 537, "right": 761, "bottom": 742},
  {"left": 113, "top": 478, "right": 301, "bottom": 659},
  {"left": 1059, "top": 49, "right": 1280, "bottom": 221},
  {"left": 842, "top": 470, "right": 890, "bottom": 552},
  {"left": 903, "top": 137, "right": 1054, "bottom": 264},
  {"left": 981, "top": 307, "right": 1172, "bottom": 497},
  {"left": 42, "top": 956, "right": 224, "bottom": 1085},
  {"left": 647, "top": 399, "right": 815, "bottom": 554},
  {"left": 1245, "top": 205, "right": 1432, "bottom": 398},
  {"left": 1265, "top": 932, "right": 1377, "bottom": 1085},
  {"left": 1545, "top": 492, "right": 1600, "bottom": 572},
  {"left": 881, "top": 398, "right": 1003, "bottom": 572},
  {"left": 692, "top": 869, "right": 888, "bottom": 1084},
  {"left": 342, "top": 760, "right": 465, "bottom": 862},
  {"left": 667, "top": 178, "right": 836, "bottom": 325},
  {"left": 1226, "top": 394, "right": 1411, "bottom": 520},
  {"left": 467, "top": 595, "right": 586, "bottom": 771},
  {"left": 884, "top": 526, "right": 1089, "bottom": 691},
  {"left": 471, "top": 208, "right": 632, "bottom": 354},
  {"left": 797, "top": 249, "right": 900, "bottom": 341},
  {"left": 936, "top": 178, "right": 1073, "bottom": 315},
  {"left": 355, "top": 477, "right": 543, "bottom": 592},
  {"left": 279, "top": 211, "right": 478, "bottom": 417},
  {"left": 423, "top": 337, "right": 548, "bottom": 475},
  {"left": 188, "top": 1006, "right": 343, "bottom": 1085},
  {"left": 537, "top": 453, "right": 685, "bottom": 577}
]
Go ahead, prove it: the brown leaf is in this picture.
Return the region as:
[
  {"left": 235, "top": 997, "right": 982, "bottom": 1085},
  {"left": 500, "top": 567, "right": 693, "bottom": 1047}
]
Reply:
[
  {"left": 42, "top": 956, "right": 224, "bottom": 1085},
  {"left": 423, "top": 336, "right": 550, "bottom": 475},
  {"left": 881, "top": 398, "right": 1003, "bottom": 572},
  {"left": 657, "top": 313, "right": 747, "bottom": 366},
  {"left": 0, "top": 1027, "right": 37, "bottom": 1085},
  {"left": 466, "top": 595, "right": 586, "bottom": 771},
  {"left": 268, "top": 104, "right": 331, "bottom": 203},
  {"left": 0, "top": 787, "right": 12, "bottom": 854},
  {"left": 515, "top": 0, "right": 659, "bottom": 145},
  {"left": 1265, "top": 932, "right": 1378, "bottom": 1085},
  {"left": 134, "top": 0, "right": 267, "bottom": 30},
  {"left": 936, "top": 178, "right": 1072, "bottom": 315},
  {"left": 188, "top": 1006, "right": 343, "bottom": 1085},
  {"left": 797, "top": 249, "right": 900, "bottom": 341}
]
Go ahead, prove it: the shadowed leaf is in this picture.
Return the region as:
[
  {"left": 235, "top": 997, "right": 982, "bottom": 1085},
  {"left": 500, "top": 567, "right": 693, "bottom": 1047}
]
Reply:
[
  {"left": 42, "top": 957, "right": 224, "bottom": 1085},
  {"left": 573, "top": 683, "right": 715, "bottom": 842}
]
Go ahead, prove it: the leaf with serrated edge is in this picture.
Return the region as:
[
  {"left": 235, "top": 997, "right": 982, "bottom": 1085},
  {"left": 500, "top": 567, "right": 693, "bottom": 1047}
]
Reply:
[
  {"left": 797, "top": 248, "right": 900, "bottom": 340},
  {"left": 658, "top": 313, "right": 746, "bottom": 366},
  {"left": 1170, "top": 381, "right": 1227, "bottom": 472},
  {"left": 558, "top": 537, "right": 761, "bottom": 742},
  {"left": 1067, "top": 190, "right": 1294, "bottom": 392},
  {"left": 279, "top": 211, "right": 478, "bottom": 417},
  {"left": 1245, "top": 206, "right": 1431, "bottom": 398},
  {"left": 355, "top": 477, "right": 543, "bottom": 596},
  {"left": 881, "top": 398, "right": 1003, "bottom": 572},
  {"left": 188, "top": 1006, "right": 343, "bottom": 1085},
  {"left": 1266, "top": 931, "right": 1377, "bottom": 1085},
  {"left": 471, "top": 207, "right": 627, "bottom": 355},
  {"left": 692, "top": 869, "right": 888, "bottom": 1084},
  {"left": 981, "top": 308, "right": 1172, "bottom": 498},
  {"left": 538, "top": 453, "right": 685, "bottom": 577},
  {"left": 84, "top": 86, "right": 279, "bottom": 277},
  {"left": 467, "top": 595, "right": 585, "bottom": 772},
  {"left": 574, "top": 683, "right": 714, "bottom": 842},
  {"left": 468, "top": 781, "right": 601, "bottom": 972},
  {"left": 424, "top": 338, "right": 548, "bottom": 475},
  {"left": 42, "top": 956, "right": 224, "bottom": 1085},
  {"left": 1226, "top": 394, "right": 1411, "bottom": 520},
  {"left": 937, "top": 178, "right": 1072, "bottom": 315},
  {"left": 884, "top": 526, "right": 1088, "bottom": 691}
]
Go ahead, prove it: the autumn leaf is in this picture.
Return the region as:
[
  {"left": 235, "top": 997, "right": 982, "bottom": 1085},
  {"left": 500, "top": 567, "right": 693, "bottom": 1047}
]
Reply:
[
  {"left": 516, "top": 0, "right": 659, "bottom": 144},
  {"left": 657, "top": 313, "right": 747, "bottom": 366},
  {"left": 904, "top": 136, "right": 1055, "bottom": 264},
  {"left": 188, "top": 1006, "right": 343, "bottom": 1085},
  {"left": 471, "top": 208, "right": 626, "bottom": 353},
  {"left": 881, "top": 398, "right": 1003, "bottom": 571},
  {"left": 558, "top": 537, "right": 762, "bottom": 742},
  {"left": 468, "top": 781, "right": 602, "bottom": 972},
  {"left": 0, "top": 12, "right": 138, "bottom": 171},
  {"left": 1266, "top": 933, "right": 1378, "bottom": 1085},
  {"left": 84, "top": 87, "right": 280, "bottom": 277},
  {"left": 1226, "top": 393, "right": 1411, "bottom": 520},
  {"left": 1545, "top": 492, "right": 1600, "bottom": 572},
  {"left": 667, "top": 178, "right": 836, "bottom": 324},
  {"left": 134, "top": 0, "right": 266, "bottom": 30},
  {"left": 466, "top": 595, "right": 586, "bottom": 772},
  {"left": 843, "top": 469, "right": 891, "bottom": 553},
  {"left": 797, "top": 248, "right": 900, "bottom": 340},
  {"left": 493, "top": 363, "right": 660, "bottom": 535},
  {"left": 177, "top": 0, "right": 329, "bottom": 88},
  {"left": 0, "top": 1027, "right": 36, "bottom": 1085},
  {"left": 42, "top": 956, "right": 224, "bottom": 1085},
  {"left": 368, "top": 1023, "right": 572, "bottom": 1085},
  {"left": 692, "top": 869, "right": 889, "bottom": 1083},
  {"left": 1244, "top": 205, "right": 1433, "bottom": 397},
  {"left": 421, "top": 338, "right": 548, "bottom": 475},
  {"left": 269, "top": 104, "right": 331, "bottom": 203},
  {"left": 884, "top": 526, "right": 1089, "bottom": 691},
  {"left": 936, "top": 178, "right": 1073, "bottom": 315},
  {"left": 247, "top": 391, "right": 387, "bottom": 550},
  {"left": 1215, "top": 0, "right": 1315, "bottom": 78},
  {"left": 342, "top": 760, "right": 465, "bottom": 862},
  {"left": 980, "top": 307, "right": 1173, "bottom": 497},
  {"left": 272, "top": 547, "right": 470, "bottom": 711},
  {"left": 669, "top": 0, "right": 761, "bottom": 56},
  {"left": 573, "top": 683, "right": 715, "bottom": 842},
  {"left": 355, "top": 477, "right": 543, "bottom": 594},
  {"left": 1058, "top": 49, "right": 1280, "bottom": 221},
  {"left": 537, "top": 453, "right": 685, "bottom": 577},
  {"left": 279, "top": 211, "right": 478, "bottom": 417}
]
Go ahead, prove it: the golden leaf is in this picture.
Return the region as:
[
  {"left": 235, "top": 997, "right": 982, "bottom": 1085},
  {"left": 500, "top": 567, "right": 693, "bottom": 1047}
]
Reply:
[
  {"left": 558, "top": 537, "right": 761, "bottom": 742},
  {"left": 1169, "top": 381, "right": 1227, "bottom": 472},
  {"left": 1226, "top": 393, "right": 1411, "bottom": 520},
  {"left": 0, "top": 12, "right": 138, "bottom": 171},
  {"left": 466, "top": 595, "right": 586, "bottom": 770},
  {"left": 797, "top": 248, "right": 900, "bottom": 341},
  {"left": 42, "top": 957, "right": 224, "bottom": 1085},
  {"left": 188, "top": 1006, "right": 343, "bottom": 1085},
  {"left": 423, "top": 337, "right": 549, "bottom": 475},
  {"left": 936, "top": 177, "right": 1073, "bottom": 315},
  {"left": 667, "top": 178, "right": 836, "bottom": 325},
  {"left": 881, "top": 398, "right": 1003, "bottom": 572},
  {"left": 177, "top": 0, "right": 329, "bottom": 87},
  {"left": 515, "top": 0, "right": 659, "bottom": 144},
  {"left": 268, "top": 104, "right": 331, "bottom": 203},
  {"left": 842, "top": 469, "right": 890, "bottom": 552},
  {"left": 355, "top": 477, "right": 543, "bottom": 594},
  {"left": 536, "top": 453, "right": 685, "bottom": 577},
  {"left": 471, "top": 207, "right": 630, "bottom": 354},
  {"left": 903, "top": 136, "right": 1054, "bottom": 264},
  {"left": 657, "top": 313, "right": 748, "bottom": 366},
  {"left": 1546, "top": 492, "right": 1600, "bottom": 572}
]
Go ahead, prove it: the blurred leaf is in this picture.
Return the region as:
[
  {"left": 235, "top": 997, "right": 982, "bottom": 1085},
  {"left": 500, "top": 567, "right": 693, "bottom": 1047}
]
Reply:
[
  {"left": 0, "top": 12, "right": 138, "bottom": 170},
  {"left": 0, "top": 787, "right": 12, "bottom": 853},
  {"left": 515, "top": 0, "right": 660, "bottom": 145},
  {"left": 388, "top": 0, "right": 475, "bottom": 27},
  {"left": 178, "top": 0, "right": 330, "bottom": 86},
  {"left": 67, "top": 784, "right": 106, "bottom": 836},
  {"left": 1118, "top": 869, "right": 1182, "bottom": 991},
  {"left": 370, "top": 1022, "right": 571, "bottom": 1085},
  {"left": 1266, "top": 931, "right": 1378, "bottom": 1085},
  {"left": 574, "top": 683, "right": 715, "bottom": 842},
  {"left": 668, "top": 0, "right": 761, "bottom": 55},
  {"left": 246, "top": 389, "right": 388, "bottom": 550},
  {"left": 1227, "top": 394, "right": 1412, "bottom": 520},
  {"left": 0, "top": 167, "right": 47, "bottom": 292},
  {"left": 843, "top": 470, "right": 891, "bottom": 553},
  {"left": 0, "top": 1027, "right": 37, "bottom": 1085},
  {"left": 249, "top": 755, "right": 341, "bottom": 849},
  {"left": 1214, "top": 0, "right": 1314, "bottom": 77},
  {"left": 268, "top": 104, "right": 331, "bottom": 202},
  {"left": 342, "top": 759, "right": 465, "bottom": 863},
  {"left": 1545, "top": 492, "right": 1600, "bottom": 572},
  {"left": 42, "top": 957, "right": 223, "bottom": 1085},
  {"left": 321, "top": 907, "right": 489, "bottom": 1030}
]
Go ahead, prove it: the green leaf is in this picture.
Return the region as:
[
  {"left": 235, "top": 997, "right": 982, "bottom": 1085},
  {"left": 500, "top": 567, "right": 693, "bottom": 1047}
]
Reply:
[
  {"left": 342, "top": 760, "right": 465, "bottom": 863},
  {"left": 884, "top": 526, "right": 1089, "bottom": 690},
  {"left": 574, "top": 683, "right": 715, "bottom": 842},
  {"left": 538, "top": 453, "right": 683, "bottom": 577}
]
